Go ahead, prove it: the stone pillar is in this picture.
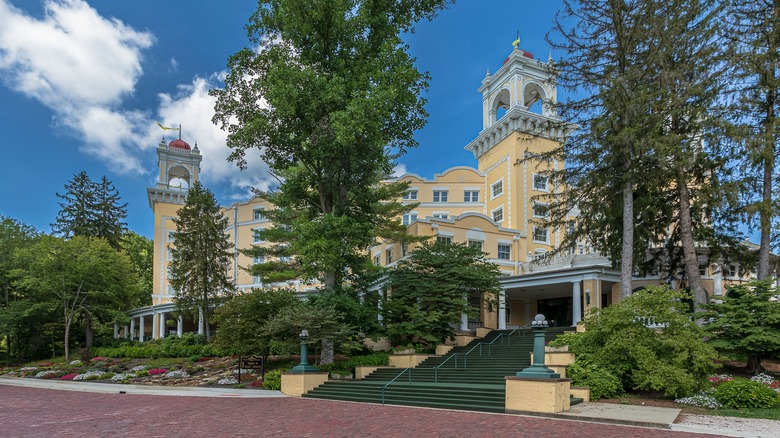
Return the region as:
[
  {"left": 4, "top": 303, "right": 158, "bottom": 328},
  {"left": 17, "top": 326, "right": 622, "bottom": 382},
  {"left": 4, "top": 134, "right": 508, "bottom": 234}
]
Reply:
[
  {"left": 159, "top": 313, "right": 166, "bottom": 339},
  {"left": 177, "top": 316, "right": 183, "bottom": 337},
  {"left": 198, "top": 308, "right": 204, "bottom": 335},
  {"left": 572, "top": 280, "right": 582, "bottom": 326},
  {"left": 498, "top": 290, "right": 507, "bottom": 330},
  {"left": 113, "top": 324, "right": 119, "bottom": 339},
  {"left": 130, "top": 318, "right": 136, "bottom": 340},
  {"left": 460, "top": 292, "right": 469, "bottom": 331},
  {"left": 139, "top": 316, "right": 145, "bottom": 343}
]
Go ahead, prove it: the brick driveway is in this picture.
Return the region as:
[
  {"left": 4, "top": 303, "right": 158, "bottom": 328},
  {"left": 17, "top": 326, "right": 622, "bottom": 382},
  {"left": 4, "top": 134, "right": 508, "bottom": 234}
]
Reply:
[{"left": 0, "top": 386, "right": 720, "bottom": 437}]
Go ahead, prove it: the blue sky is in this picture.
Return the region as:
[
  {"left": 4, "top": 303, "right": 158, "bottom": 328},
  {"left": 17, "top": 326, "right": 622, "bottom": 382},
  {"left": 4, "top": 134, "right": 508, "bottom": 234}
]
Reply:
[{"left": 0, "top": 0, "right": 562, "bottom": 239}]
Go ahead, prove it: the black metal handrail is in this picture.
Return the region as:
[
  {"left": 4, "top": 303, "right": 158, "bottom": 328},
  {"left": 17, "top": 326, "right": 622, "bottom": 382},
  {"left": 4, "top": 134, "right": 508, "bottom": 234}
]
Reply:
[{"left": 381, "top": 367, "right": 412, "bottom": 404}]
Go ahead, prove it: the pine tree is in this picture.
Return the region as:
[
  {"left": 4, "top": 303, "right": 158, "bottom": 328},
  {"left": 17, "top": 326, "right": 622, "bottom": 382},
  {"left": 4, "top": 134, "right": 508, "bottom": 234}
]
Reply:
[
  {"left": 169, "top": 182, "right": 234, "bottom": 342},
  {"left": 545, "top": 0, "right": 671, "bottom": 298},
  {"left": 52, "top": 171, "right": 97, "bottom": 239},
  {"left": 726, "top": 0, "right": 780, "bottom": 280},
  {"left": 93, "top": 176, "right": 128, "bottom": 250},
  {"left": 51, "top": 172, "right": 127, "bottom": 249}
]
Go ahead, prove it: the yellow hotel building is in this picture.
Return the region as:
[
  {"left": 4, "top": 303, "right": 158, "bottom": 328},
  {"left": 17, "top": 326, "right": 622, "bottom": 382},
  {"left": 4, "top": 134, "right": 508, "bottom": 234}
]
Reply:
[{"left": 122, "top": 46, "right": 755, "bottom": 341}]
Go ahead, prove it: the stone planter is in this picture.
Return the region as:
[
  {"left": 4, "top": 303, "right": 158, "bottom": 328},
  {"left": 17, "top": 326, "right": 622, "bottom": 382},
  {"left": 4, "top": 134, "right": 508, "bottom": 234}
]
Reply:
[
  {"left": 392, "top": 349, "right": 416, "bottom": 355},
  {"left": 544, "top": 345, "right": 569, "bottom": 353}
]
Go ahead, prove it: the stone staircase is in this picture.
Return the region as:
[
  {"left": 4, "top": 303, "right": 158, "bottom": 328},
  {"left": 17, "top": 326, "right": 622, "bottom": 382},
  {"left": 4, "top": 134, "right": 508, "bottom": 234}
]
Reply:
[{"left": 303, "top": 327, "right": 572, "bottom": 413}]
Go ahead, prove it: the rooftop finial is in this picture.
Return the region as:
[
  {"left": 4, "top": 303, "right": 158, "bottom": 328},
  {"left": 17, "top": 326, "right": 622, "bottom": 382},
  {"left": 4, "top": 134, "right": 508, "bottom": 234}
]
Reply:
[{"left": 512, "top": 31, "right": 520, "bottom": 49}]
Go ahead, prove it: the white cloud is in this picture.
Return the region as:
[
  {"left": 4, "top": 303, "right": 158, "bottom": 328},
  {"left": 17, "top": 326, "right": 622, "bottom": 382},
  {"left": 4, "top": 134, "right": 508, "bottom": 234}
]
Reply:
[
  {"left": 147, "top": 75, "right": 276, "bottom": 201},
  {"left": 392, "top": 163, "right": 408, "bottom": 177},
  {"left": 169, "top": 57, "right": 178, "bottom": 72},
  {"left": 0, "top": 0, "right": 152, "bottom": 173}
]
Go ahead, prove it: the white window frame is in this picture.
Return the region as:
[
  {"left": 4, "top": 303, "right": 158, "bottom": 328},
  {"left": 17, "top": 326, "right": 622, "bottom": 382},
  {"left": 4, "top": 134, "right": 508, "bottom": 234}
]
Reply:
[
  {"left": 253, "top": 255, "right": 265, "bottom": 264},
  {"left": 532, "top": 226, "right": 549, "bottom": 243},
  {"left": 433, "top": 190, "right": 448, "bottom": 203},
  {"left": 497, "top": 243, "right": 511, "bottom": 260},
  {"left": 386, "top": 248, "right": 394, "bottom": 264},
  {"left": 468, "top": 240, "right": 483, "bottom": 251},
  {"left": 491, "top": 178, "right": 504, "bottom": 199},
  {"left": 533, "top": 174, "right": 549, "bottom": 192},
  {"left": 436, "top": 235, "right": 453, "bottom": 245},
  {"left": 532, "top": 202, "right": 548, "bottom": 218},
  {"left": 464, "top": 190, "right": 479, "bottom": 203},
  {"left": 167, "top": 230, "right": 175, "bottom": 242},
  {"left": 402, "top": 190, "right": 418, "bottom": 201},
  {"left": 491, "top": 206, "right": 504, "bottom": 223},
  {"left": 432, "top": 212, "right": 448, "bottom": 219},
  {"left": 253, "top": 228, "right": 265, "bottom": 244},
  {"left": 402, "top": 212, "right": 418, "bottom": 225},
  {"left": 253, "top": 207, "right": 265, "bottom": 221}
]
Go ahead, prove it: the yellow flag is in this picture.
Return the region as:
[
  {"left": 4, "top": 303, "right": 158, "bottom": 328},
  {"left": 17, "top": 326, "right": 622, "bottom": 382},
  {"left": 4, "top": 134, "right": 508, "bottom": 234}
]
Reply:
[{"left": 157, "top": 122, "right": 178, "bottom": 131}]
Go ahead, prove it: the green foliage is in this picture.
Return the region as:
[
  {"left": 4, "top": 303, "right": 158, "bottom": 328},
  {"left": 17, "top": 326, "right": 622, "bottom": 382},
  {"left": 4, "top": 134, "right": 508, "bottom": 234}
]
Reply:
[
  {"left": 120, "top": 231, "right": 154, "bottom": 308},
  {"left": 565, "top": 286, "right": 718, "bottom": 398},
  {"left": 169, "top": 182, "right": 234, "bottom": 342},
  {"left": 321, "top": 352, "right": 390, "bottom": 374},
  {"left": 713, "top": 378, "right": 780, "bottom": 409},
  {"left": 262, "top": 300, "right": 352, "bottom": 352},
  {"left": 566, "top": 362, "right": 623, "bottom": 400},
  {"left": 262, "top": 369, "right": 282, "bottom": 390},
  {"left": 212, "top": 0, "right": 451, "bottom": 289},
  {"left": 13, "top": 235, "right": 139, "bottom": 362},
  {"left": 93, "top": 334, "right": 231, "bottom": 359},
  {"left": 385, "top": 241, "right": 502, "bottom": 345},
  {"left": 212, "top": 288, "right": 299, "bottom": 356},
  {"left": 51, "top": 172, "right": 127, "bottom": 250},
  {"left": 703, "top": 280, "right": 780, "bottom": 373}
]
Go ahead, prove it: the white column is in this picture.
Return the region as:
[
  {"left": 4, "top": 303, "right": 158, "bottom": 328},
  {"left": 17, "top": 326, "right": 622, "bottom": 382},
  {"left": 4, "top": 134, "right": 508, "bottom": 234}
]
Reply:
[
  {"left": 159, "top": 313, "right": 166, "bottom": 339},
  {"left": 130, "top": 318, "right": 136, "bottom": 340},
  {"left": 572, "top": 280, "right": 582, "bottom": 326},
  {"left": 139, "top": 316, "right": 145, "bottom": 343},
  {"left": 377, "top": 290, "right": 384, "bottom": 323},
  {"left": 177, "top": 316, "right": 183, "bottom": 337},
  {"left": 713, "top": 265, "right": 723, "bottom": 296},
  {"left": 498, "top": 290, "right": 507, "bottom": 330},
  {"left": 113, "top": 324, "right": 119, "bottom": 339},
  {"left": 152, "top": 313, "right": 158, "bottom": 340},
  {"left": 198, "top": 308, "right": 204, "bottom": 335},
  {"left": 460, "top": 292, "right": 469, "bottom": 331},
  {"left": 123, "top": 325, "right": 129, "bottom": 339}
]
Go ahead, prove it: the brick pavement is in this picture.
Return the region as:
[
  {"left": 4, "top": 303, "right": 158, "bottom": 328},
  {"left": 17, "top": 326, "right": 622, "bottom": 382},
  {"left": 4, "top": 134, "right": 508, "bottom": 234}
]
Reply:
[{"left": 0, "top": 386, "right": 722, "bottom": 437}]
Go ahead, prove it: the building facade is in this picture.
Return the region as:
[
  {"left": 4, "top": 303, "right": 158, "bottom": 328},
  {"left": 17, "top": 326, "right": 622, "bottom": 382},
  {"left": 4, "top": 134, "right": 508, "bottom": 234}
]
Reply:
[{"left": 124, "top": 45, "right": 755, "bottom": 341}]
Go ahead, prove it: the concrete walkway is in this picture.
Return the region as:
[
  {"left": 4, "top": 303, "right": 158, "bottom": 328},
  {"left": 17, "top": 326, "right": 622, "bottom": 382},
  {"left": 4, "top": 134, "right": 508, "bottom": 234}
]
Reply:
[
  {"left": 558, "top": 402, "right": 681, "bottom": 429},
  {"left": 0, "top": 376, "right": 286, "bottom": 398}
]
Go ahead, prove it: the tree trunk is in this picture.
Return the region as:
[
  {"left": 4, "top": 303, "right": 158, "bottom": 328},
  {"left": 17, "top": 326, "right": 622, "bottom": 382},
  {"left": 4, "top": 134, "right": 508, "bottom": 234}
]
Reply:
[
  {"left": 620, "top": 171, "right": 635, "bottom": 299},
  {"left": 747, "top": 355, "right": 763, "bottom": 375},
  {"left": 757, "top": 84, "right": 775, "bottom": 280},
  {"left": 204, "top": 306, "right": 211, "bottom": 342},
  {"left": 320, "top": 339, "right": 334, "bottom": 365},
  {"left": 64, "top": 310, "right": 71, "bottom": 363},
  {"left": 677, "top": 177, "right": 707, "bottom": 316},
  {"left": 84, "top": 311, "right": 93, "bottom": 349}
]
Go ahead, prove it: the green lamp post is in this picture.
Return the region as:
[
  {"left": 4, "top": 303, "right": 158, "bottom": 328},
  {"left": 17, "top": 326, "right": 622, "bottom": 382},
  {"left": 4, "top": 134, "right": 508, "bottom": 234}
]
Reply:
[
  {"left": 515, "top": 314, "right": 560, "bottom": 378},
  {"left": 289, "top": 329, "right": 320, "bottom": 373}
]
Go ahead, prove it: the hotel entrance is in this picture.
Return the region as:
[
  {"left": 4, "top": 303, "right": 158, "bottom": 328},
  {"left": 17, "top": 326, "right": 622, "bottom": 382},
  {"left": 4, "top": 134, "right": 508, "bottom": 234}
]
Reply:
[{"left": 536, "top": 297, "right": 572, "bottom": 327}]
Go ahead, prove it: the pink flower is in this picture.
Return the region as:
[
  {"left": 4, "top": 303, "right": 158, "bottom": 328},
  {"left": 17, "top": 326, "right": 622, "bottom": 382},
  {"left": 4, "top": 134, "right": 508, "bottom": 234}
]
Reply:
[
  {"left": 60, "top": 373, "right": 78, "bottom": 380},
  {"left": 147, "top": 368, "right": 168, "bottom": 376}
]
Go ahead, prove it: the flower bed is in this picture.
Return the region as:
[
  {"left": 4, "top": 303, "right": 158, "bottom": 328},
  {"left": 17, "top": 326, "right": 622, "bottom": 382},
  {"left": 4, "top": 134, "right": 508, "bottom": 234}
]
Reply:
[
  {"left": 60, "top": 373, "right": 78, "bottom": 380},
  {"left": 217, "top": 377, "right": 238, "bottom": 385},
  {"left": 165, "top": 370, "right": 189, "bottom": 379},
  {"left": 35, "top": 370, "right": 60, "bottom": 379},
  {"left": 147, "top": 368, "right": 168, "bottom": 376}
]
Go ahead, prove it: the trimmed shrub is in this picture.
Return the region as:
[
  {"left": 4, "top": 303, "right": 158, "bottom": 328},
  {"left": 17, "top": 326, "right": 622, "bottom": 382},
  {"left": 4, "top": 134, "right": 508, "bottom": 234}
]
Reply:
[
  {"left": 567, "top": 362, "right": 623, "bottom": 400},
  {"left": 713, "top": 378, "right": 780, "bottom": 409},
  {"left": 262, "top": 370, "right": 282, "bottom": 390}
]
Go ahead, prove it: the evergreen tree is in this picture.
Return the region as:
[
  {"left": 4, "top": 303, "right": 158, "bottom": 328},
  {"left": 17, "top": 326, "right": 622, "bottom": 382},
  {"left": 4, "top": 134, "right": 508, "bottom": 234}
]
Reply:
[
  {"left": 545, "top": 0, "right": 670, "bottom": 298},
  {"left": 385, "top": 241, "right": 502, "bottom": 345},
  {"left": 212, "top": 0, "right": 449, "bottom": 292},
  {"left": 52, "top": 171, "right": 97, "bottom": 239},
  {"left": 93, "top": 175, "right": 128, "bottom": 250},
  {"left": 51, "top": 172, "right": 127, "bottom": 249},
  {"left": 726, "top": 0, "right": 780, "bottom": 280},
  {"left": 169, "top": 182, "right": 234, "bottom": 342}
]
